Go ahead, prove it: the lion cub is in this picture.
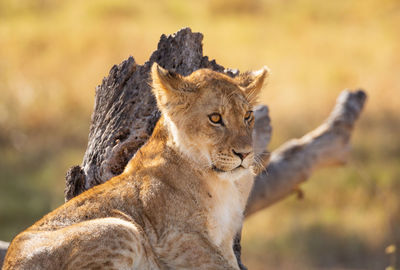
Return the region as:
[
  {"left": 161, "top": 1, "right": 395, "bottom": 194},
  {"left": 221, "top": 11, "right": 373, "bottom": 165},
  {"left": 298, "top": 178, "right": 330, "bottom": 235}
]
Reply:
[{"left": 3, "top": 63, "right": 268, "bottom": 270}]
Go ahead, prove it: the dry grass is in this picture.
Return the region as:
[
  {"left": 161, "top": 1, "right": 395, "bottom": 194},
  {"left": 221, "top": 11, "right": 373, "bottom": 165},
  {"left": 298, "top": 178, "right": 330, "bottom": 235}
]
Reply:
[{"left": 0, "top": 0, "right": 399, "bottom": 268}]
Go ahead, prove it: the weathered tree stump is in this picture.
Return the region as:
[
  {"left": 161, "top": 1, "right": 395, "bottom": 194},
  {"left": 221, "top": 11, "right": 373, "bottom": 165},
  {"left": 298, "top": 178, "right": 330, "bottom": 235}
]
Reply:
[{"left": 0, "top": 28, "right": 367, "bottom": 269}]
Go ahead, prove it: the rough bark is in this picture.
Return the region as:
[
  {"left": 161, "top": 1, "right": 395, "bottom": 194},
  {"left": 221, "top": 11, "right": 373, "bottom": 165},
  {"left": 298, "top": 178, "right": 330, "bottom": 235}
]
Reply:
[{"left": 0, "top": 28, "right": 367, "bottom": 269}]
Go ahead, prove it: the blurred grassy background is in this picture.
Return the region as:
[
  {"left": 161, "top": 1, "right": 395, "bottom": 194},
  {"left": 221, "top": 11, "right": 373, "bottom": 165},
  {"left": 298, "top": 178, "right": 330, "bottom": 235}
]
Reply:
[{"left": 0, "top": 0, "right": 399, "bottom": 269}]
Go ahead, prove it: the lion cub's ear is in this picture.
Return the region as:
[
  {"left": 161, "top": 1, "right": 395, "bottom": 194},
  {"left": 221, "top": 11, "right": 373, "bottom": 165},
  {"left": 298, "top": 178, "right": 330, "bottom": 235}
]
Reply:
[
  {"left": 151, "top": 63, "right": 184, "bottom": 93},
  {"left": 151, "top": 63, "right": 189, "bottom": 111},
  {"left": 237, "top": 66, "right": 269, "bottom": 105}
]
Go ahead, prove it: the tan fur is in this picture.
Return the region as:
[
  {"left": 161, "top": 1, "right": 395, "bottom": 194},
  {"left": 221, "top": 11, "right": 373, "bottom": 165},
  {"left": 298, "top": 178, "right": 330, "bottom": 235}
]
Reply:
[{"left": 3, "top": 64, "right": 268, "bottom": 270}]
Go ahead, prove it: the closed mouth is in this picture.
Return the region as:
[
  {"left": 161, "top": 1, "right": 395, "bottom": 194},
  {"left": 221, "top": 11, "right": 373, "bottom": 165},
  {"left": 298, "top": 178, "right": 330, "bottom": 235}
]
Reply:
[
  {"left": 233, "top": 165, "right": 245, "bottom": 171},
  {"left": 212, "top": 164, "right": 244, "bottom": 173}
]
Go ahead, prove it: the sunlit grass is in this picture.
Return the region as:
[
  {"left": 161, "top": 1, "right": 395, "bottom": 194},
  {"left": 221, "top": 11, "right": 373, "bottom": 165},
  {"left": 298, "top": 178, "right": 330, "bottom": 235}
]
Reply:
[{"left": 0, "top": 0, "right": 399, "bottom": 268}]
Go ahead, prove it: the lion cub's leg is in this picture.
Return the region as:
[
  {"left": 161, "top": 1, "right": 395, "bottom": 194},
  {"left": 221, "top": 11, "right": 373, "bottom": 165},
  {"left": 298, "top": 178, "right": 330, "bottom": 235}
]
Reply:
[
  {"left": 64, "top": 218, "right": 161, "bottom": 270},
  {"left": 4, "top": 218, "right": 161, "bottom": 270},
  {"left": 155, "top": 232, "right": 239, "bottom": 270},
  {"left": 220, "top": 238, "right": 240, "bottom": 269}
]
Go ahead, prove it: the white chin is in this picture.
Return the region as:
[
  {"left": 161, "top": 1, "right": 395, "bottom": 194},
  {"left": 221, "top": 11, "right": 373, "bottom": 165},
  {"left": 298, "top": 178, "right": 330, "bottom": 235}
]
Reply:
[{"left": 218, "top": 167, "right": 248, "bottom": 181}]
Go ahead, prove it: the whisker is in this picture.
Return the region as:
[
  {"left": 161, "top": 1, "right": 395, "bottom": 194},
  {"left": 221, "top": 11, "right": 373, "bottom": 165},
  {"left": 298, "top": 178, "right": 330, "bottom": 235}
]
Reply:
[{"left": 252, "top": 152, "right": 270, "bottom": 175}]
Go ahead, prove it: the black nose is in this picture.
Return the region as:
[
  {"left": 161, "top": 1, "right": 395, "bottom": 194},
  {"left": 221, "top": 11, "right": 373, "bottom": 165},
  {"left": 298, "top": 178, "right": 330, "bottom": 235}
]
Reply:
[{"left": 232, "top": 149, "right": 250, "bottom": 160}]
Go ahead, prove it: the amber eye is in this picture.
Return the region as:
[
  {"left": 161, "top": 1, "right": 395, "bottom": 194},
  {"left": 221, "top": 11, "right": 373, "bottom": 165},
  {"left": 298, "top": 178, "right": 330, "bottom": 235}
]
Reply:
[
  {"left": 245, "top": 111, "right": 253, "bottom": 121},
  {"left": 209, "top": 113, "right": 223, "bottom": 125}
]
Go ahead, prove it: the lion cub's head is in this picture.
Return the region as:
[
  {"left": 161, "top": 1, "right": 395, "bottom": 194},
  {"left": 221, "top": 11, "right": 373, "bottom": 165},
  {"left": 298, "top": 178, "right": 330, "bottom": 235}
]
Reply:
[{"left": 151, "top": 63, "right": 268, "bottom": 180}]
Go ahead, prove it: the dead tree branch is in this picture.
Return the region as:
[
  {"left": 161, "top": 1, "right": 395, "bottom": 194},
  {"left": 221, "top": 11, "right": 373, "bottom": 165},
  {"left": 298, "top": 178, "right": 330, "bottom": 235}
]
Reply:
[{"left": 246, "top": 90, "right": 367, "bottom": 216}]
